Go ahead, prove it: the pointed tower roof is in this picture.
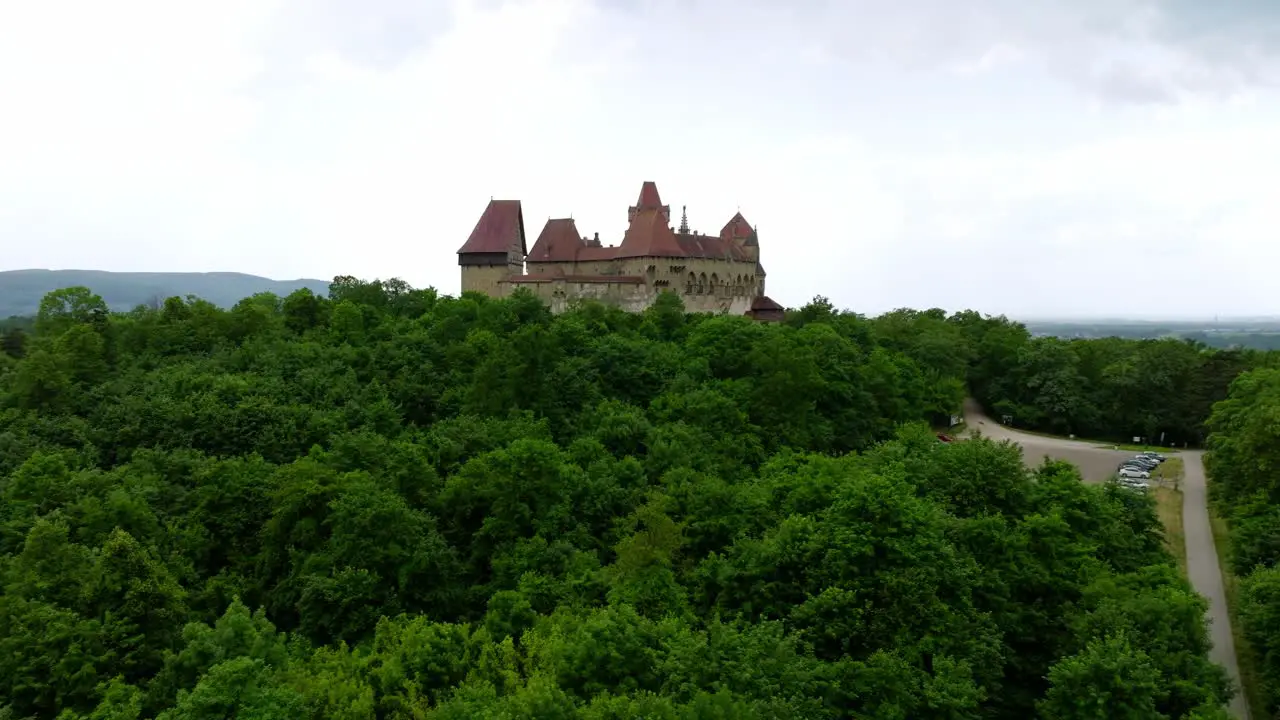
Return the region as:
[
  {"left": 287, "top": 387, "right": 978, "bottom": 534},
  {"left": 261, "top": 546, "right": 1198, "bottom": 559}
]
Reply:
[
  {"left": 527, "top": 218, "right": 587, "bottom": 263},
  {"left": 636, "top": 181, "right": 663, "bottom": 209},
  {"left": 457, "top": 200, "right": 526, "bottom": 255},
  {"left": 616, "top": 206, "right": 686, "bottom": 258}
]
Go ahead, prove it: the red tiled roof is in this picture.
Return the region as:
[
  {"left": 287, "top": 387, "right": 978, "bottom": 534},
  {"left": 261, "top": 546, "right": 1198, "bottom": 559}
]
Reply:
[
  {"left": 465, "top": 184, "right": 758, "bottom": 264},
  {"left": 525, "top": 218, "right": 624, "bottom": 264},
  {"left": 720, "top": 212, "right": 753, "bottom": 241},
  {"left": 675, "top": 233, "right": 747, "bottom": 260},
  {"left": 504, "top": 274, "right": 644, "bottom": 284},
  {"left": 636, "top": 181, "right": 662, "bottom": 209},
  {"left": 576, "top": 245, "right": 619, "bottom": 262},
  {"left": 615, "top": 207, "right": 686, "bottom": 258},
  {"left": 751, "top": 295, "right": 784, "bottom": 311},
  {"left": 457, "top": 200, "right": 526, "bottom": 255},
  {"left": 527, "top": 218, "right": 585, "bottom": 262}
]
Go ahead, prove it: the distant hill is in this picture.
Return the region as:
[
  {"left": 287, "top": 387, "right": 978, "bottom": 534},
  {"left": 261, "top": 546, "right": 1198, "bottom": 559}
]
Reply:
[
  {"left": 0, "top": 270, "right": 331, "bottom": 318},
  {"left": 1022, "top": 318, "right": 1280, "bottom": 351}
]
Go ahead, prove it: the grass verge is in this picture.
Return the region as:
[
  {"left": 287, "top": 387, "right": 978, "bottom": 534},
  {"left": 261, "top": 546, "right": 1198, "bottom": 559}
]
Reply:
[
  {"left": 1209, "top": 510, "right": 1269, "bottom": 719},
  {"left": 1152, "top": 486, "right": 1186, "bottom": 574},
  {"left": 1154, "top": 457, "right": 1185, "bottom": 485}
]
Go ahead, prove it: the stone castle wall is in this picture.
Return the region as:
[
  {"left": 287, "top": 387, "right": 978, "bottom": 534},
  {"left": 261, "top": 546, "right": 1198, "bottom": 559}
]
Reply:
[
  {"left": 522, "top": 257, "right": 763, "bottom": 300},
  {"left": 491, "top": 276, "right": 755, "bottom": 315},
  {"left": 459, "top": 264, "right": 510, "bottom": 297}
]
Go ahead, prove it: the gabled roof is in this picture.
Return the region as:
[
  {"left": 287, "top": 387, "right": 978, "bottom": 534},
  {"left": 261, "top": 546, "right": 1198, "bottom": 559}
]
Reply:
[
  {"left": 457, "top": 200, "right": 526, "bottom": 255},
  {"left": 721, "top": 212, "right": 759, "bottom": 248},
  {"left": 527, "top": 218, "right": 586, "bottom": 263},
  {"left": 720, "top": 212, "right": 753, "bottom": 240}
]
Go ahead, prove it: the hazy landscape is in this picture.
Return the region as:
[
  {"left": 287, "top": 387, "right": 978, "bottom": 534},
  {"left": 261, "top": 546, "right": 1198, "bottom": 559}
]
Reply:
[
  {"left": 1025, "top": 319, "right": 1280, "bottom": 351},
  {"left": 0, "top": 270, "right": 329, "bottom": 318},
  {"left": 7, "top": 271, "right": 1280, "bottom": 350}
]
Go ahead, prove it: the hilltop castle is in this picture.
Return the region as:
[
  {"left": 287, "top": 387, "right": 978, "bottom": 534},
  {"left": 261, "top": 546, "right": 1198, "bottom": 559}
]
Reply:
[{"left": 456, "top": 181, "right": 784, "bottom": 321}]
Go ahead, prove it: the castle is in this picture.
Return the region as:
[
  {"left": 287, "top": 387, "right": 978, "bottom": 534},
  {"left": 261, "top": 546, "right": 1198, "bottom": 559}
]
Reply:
[{"left": 456, "top": 181, "right": 784, "bottom": 321}]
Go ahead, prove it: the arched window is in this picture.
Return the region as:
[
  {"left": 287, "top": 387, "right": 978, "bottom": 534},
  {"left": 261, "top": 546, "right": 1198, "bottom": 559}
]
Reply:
[
  {"left": 735, "top": 274, "right": 743, "bottom": 296},
  {"left": 698, "top": 272, "right": 707, "bottom": 294},
  {"left": 686, "top": 272, "right": 696, "bottom": 294},
  {"left": 710, "top": 273, "right": 720, "bottom": 296}
]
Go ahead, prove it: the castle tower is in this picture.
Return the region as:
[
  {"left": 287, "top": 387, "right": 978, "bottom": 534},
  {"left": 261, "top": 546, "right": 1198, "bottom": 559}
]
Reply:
[
  {"left": 628, "top": 181, "right": 671, "bottom": 225},
  {"left": 720, "top": 211, "right": 759, "bottom": 263},
  {"left": 457, "top": 199, "right": 527, "bottom": 296}
]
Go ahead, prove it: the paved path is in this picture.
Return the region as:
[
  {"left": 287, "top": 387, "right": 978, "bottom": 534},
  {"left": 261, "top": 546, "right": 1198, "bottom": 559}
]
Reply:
[
  {"left": 1182, "top": 451, "right": 1250, "bottom": 719},
  {"left": 963, "top": 402, "right": 1249, "bottom": 719}
]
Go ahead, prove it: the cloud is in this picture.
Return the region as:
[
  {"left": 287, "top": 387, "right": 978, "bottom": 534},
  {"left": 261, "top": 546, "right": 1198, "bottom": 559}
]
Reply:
[{"left": 2, "top": 0, "right": 1279, "bottom": 318}]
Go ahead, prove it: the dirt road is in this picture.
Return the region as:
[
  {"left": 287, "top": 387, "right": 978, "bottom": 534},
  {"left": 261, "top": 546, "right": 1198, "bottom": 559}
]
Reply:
[{"left": 963, "top": 402, "right": 1249, "bottom": 719}]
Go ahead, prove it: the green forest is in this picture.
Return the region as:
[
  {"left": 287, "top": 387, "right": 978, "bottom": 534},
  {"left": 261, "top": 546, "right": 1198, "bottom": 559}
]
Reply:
[
  {"left": 0, "top": 279, "right": 1264, "bottom": 719},
  {"left": 1204, "top": 369, "right": 1280, "bottom": 715}
]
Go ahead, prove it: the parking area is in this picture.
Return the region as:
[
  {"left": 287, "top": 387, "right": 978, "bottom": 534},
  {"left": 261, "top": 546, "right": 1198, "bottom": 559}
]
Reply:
[{"left": 961, "top": 408, "right": 1172, "bottom": 486}]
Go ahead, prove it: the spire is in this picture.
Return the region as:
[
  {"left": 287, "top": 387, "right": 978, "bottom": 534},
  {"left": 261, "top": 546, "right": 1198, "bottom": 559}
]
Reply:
[{"left": 679, "top": 205, "right": 689, "bottom": 233}]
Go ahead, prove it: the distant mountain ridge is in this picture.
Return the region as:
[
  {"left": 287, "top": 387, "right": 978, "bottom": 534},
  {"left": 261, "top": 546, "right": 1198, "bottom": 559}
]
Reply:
[{"left": 0, "top": 270, "right": 331, "bottom": 317}]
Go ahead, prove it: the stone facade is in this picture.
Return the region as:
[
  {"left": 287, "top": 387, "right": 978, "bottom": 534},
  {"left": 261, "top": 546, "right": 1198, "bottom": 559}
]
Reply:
[{"left": 456, "top": 182, "right": 782, "bottom": 320}]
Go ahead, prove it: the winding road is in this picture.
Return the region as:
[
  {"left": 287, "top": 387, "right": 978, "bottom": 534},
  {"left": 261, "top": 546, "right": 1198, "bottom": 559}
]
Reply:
[{"left": 963, "top": 402, "right": 1249, "bottom": 719}]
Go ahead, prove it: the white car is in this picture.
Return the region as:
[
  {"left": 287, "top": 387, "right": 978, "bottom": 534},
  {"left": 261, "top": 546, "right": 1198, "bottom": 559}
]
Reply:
[
  {"left": 1118, "top": 467, "right": 1150, "bottom": 479},
  {"left": 1121, "top": 480, "right": 1150, "bottom": 490}
]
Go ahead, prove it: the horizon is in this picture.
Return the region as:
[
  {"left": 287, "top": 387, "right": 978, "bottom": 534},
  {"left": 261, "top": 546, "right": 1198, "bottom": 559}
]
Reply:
[
  {"left": 3, "top": 1, "right": 1280, "bottom": 317},
  {"left": 4, "top": 267, "right": 1278, "bottom": 324}
]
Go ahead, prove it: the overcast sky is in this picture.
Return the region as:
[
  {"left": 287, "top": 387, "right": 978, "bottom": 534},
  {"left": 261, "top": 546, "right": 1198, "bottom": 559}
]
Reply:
[{"left": 2, "top": 0, "right": 1279, "bottom": 318}]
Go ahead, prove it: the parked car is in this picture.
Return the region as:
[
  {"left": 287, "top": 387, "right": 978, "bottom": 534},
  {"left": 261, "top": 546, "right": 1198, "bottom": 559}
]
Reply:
[
  {"left": 1139, "top": 452, "right": 1166, "bottom": 463},
  {"left": 936, "top": 433, "right": 953, "bottom": 443},
  {"left": 1120, "top": 459, "right": 1157, "bottom": 470},
  {"left": 1118, "top": 467, "right": 1150, "bottom": 479},
  {"left": 1120, "top": 480, "right": 1150, "bottom": 490},
  {"left": 1127, "top": 457, "right": 1159, "bottom": 468}
]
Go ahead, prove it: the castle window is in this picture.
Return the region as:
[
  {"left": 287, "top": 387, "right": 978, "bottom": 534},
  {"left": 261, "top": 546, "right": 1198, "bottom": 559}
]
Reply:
[
  {"left": 686, "top": 272, "right": 696, "bottom": 294},
  {"left": 710, "top": 273, "right": 720, "bottom": 297},
  {"left": 697, "top": 272, "right": 707, "bottom": 294}
]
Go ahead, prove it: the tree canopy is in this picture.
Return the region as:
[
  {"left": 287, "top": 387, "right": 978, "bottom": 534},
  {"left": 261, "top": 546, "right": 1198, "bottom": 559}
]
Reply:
[
  {"left": 1205, "top": 367, "right": 1280, "bottom": 715},
  {"left": 0, "top": 281, "right": 1240, "bottom": 718}
]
